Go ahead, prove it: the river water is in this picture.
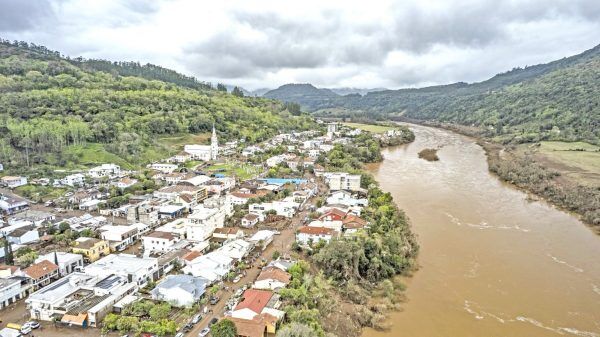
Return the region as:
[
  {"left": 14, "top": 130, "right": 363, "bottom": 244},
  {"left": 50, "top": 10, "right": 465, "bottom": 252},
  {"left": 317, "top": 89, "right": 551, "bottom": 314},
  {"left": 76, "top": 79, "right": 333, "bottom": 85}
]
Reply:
[{"left": 363, "top": 124, "right": 600, "bottom": 337}]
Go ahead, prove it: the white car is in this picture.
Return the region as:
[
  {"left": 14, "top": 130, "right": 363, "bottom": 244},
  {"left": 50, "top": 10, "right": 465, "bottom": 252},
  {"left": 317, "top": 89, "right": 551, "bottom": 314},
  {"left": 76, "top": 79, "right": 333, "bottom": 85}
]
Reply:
[
  {"left": 20, "top": 325, "right": 32, "bottom": 335},
  {"left": 192, "top": 314, "right": 202, "bottom": 324},
  {"left": 198, "top": 328, "right": 210, "bottom": 337},
  {"left": 24, "top": 322, "right": 40, "bottom": 329},
  {"left": 233, "top": 275, "right": 242, "bottom": 283}
]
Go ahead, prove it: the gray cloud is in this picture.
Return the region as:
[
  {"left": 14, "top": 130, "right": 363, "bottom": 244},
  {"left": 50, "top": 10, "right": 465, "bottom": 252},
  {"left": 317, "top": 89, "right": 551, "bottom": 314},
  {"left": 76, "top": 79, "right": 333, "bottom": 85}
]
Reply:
[
  {"left": 0, "top": 0, "right": 55, "bottom": 32},
  {"left": 1, "top": 0, "right": 599, "bottom": 89}
]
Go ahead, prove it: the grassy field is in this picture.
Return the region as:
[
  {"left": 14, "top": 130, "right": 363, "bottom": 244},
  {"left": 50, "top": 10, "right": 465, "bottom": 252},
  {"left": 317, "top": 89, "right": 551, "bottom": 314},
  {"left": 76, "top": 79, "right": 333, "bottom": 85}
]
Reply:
[
  {"left": 342, "top": 122, "right": 396, "bottom": 133},
  {"left": 157, "top": 133, "right": 211, "bottom": 151},
  {"left": 518, "top": 141, "right": 600, "bottom": 186},
  {"left": 205, "top": 162, "right": 261, "bottom": 180},
  {"left": 62, "top": 143, "right": 136, "bottom": 169}
]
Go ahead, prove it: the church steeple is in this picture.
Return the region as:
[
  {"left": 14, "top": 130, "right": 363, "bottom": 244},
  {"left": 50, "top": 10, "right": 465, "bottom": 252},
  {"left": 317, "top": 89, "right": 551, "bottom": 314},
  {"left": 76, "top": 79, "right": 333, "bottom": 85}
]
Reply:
[{"left": 210, "top": 123, "right": 219, "bottom": 161}]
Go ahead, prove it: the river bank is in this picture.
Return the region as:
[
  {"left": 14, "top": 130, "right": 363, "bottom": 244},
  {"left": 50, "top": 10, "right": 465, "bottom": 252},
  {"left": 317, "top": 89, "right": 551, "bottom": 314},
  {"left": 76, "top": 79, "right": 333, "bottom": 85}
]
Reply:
[{"left": 392, "top": 118, "right": 600, "bottom": 233}]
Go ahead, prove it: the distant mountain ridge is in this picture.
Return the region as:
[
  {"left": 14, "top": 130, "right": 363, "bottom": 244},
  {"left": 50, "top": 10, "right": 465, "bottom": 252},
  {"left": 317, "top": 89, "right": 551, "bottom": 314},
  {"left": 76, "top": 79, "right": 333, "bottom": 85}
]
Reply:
[{"left": 264, "top": 44, "right": 600, "bottom": 143}]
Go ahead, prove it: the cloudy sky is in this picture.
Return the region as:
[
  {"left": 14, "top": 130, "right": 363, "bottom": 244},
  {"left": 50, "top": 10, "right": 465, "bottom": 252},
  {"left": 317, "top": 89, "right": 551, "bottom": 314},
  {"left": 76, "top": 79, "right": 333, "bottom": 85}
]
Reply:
[{"left": 1, "top": 0, "right": 599, "bottom": 90}]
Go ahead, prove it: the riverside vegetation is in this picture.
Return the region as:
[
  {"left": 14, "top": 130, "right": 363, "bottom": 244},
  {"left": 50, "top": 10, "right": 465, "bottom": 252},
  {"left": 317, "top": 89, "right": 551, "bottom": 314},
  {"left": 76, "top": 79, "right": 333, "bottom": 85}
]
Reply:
[{"left": 276, "top": 128, "right": 419, "bottom": 337}]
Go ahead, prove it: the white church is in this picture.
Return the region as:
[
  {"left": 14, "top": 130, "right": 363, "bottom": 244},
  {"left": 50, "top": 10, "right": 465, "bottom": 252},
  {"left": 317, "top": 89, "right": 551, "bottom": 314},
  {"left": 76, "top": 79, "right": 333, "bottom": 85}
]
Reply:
[{"left": 184, "top": 125, "right": 219, "bottom": 161}]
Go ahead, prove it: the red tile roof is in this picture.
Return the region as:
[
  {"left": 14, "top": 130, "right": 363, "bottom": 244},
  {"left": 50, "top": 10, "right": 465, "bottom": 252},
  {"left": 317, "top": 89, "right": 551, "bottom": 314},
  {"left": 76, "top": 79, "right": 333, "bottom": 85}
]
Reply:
[
  {"left": 319, "top": 208, "right": 347, "bottom": 221},
  {"left": 234, "top": 289, "right": 273, "bottom": 314},
  {"left": 342, "top": 215, "right": 367, "bottom": 229},
  {"left": 297, "top": 226, "right": 334, "bottom": 235},
  {"left": 24, "top": 260, "right": 58, "bottom": 279},
  {"left": 257, "top": 267, "right": 291, "bottom": 284},
  {"left": 228, "top": 317, "right": 267, "bottom": 337},
  {"left": 182, "top": 250, "right": 202, "bottom": 262}
]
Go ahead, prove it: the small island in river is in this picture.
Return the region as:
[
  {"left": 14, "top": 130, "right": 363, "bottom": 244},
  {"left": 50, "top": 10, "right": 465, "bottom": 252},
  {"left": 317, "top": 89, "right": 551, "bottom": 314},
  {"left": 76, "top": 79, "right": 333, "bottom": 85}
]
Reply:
[{"left": 418, "top": 148, "right": 440, "bottom": 161}]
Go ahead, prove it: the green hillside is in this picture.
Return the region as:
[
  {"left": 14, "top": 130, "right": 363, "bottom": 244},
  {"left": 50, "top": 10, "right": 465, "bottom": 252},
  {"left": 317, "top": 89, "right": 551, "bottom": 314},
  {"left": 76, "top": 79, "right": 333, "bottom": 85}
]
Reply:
[
  {"left": 264, "top": 83, "right": 340, "bottom": 111},
  {"left": 270, "top": 44, "right": 600, "bottom": 144},
  {"left": 0, "top": 40, "right": 316, "bottom": 174}
]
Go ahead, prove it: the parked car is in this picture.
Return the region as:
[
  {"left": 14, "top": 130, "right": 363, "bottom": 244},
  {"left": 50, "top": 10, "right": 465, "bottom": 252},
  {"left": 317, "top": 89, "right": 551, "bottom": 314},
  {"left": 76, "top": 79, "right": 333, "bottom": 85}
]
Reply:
[
  {"left": 210, "top": 296, "right": 220, "bottom": 305},
  {"left": 209, "top": 318, "right": 218, "bottom": 326},
  {"left": 20, "top": 325, "right": 32, "bottom": 335},
  {"left": 233, "top": 275, "right": 242, "bottom": 283},
  {"left": 198, "top": 328, "right": 210, "bottom": 337},
  {"left": 175, "top": 333, "right": 184, "bottom": 337},
  {"left": 192, "top": 314, "right": 202, "bottom": 324},
  {"left": 24, "top": 322, "right": 40, "bottom": 329},
  {"left": 182, "top": 323, "right": 193, "bottom": 332}
]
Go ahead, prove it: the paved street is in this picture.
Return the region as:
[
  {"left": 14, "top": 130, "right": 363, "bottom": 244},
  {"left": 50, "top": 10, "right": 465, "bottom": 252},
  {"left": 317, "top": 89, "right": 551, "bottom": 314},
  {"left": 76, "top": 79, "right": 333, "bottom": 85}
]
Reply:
[{"left": 1, "top": 178, "right": 326, "bottom": 337}]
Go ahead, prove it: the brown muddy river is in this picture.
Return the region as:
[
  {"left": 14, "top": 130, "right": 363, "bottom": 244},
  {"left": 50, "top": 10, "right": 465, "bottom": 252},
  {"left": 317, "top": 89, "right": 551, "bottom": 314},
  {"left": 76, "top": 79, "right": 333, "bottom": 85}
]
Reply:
[{"left": 364, "top": 124, "right": 600, "bottom": 337}]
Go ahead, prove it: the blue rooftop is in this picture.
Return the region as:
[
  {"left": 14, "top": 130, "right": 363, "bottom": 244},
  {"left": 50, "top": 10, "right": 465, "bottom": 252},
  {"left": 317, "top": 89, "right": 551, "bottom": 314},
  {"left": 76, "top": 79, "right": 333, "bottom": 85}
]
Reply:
[{"left": 259, "top": 178, "right": 307, "bottom": 185}]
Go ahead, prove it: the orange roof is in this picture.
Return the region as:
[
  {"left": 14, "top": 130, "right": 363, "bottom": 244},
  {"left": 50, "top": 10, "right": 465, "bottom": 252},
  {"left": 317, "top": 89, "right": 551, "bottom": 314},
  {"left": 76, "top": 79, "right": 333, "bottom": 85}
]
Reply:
[
  {"left": 297, "top": 226, "right": 334, "bottom": 235},
  {"left": 231, "top": 192, "right": 258, "bottom": 199},
  {"left": 24, "top": 260, "right": 58, "bottom": 279},
  {"left": 319, "top": 208, "right": 347, "bottom": 220},
  {"left": 257, "top": 267, "right": 291, "bottom": 284},
  {"left": 234, "top": 289, "right": 273, "bottom": 314},
  {"left": 342, "top": 215, "right": 367, "bottom": 229},
  {"left": 214, "top": 227, "right": 240, "bottom": 235},
  {"left": 182, "top": 250, "right": 202, "bottom": 262},
  {"left": 228, "top": 317, "right": 267, "bottom": 337}
]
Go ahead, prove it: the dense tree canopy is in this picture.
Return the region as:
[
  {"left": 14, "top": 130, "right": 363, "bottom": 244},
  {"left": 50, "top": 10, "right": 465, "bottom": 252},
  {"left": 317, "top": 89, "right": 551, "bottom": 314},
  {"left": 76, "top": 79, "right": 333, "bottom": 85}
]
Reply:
[{"left": 0, "top": 41, "right": 316, "bottom": 171}]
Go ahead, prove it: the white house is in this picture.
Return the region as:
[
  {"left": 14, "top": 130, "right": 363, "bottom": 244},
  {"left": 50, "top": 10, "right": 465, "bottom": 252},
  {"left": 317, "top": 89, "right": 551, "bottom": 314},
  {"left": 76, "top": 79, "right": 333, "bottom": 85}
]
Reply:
[
  {"left": 296, "top": 226, "right": 336, "bottom": 245},
  {"left": 147, "top": 163, "right": 179, "bottom": 174},
  {"left": 253, "top": 267, "right": 291, "bottom": 291},
  {"left": 60, "top": 173, "right": 85, "bottom": 187},
  {"left": 25, "top": 272, "right": 135, "bottom": 326},
  {"left": 88, "top": 164, "right": 121, "bottom": 179},
  {"left": 170, "top": 151, "right": 192, "bottom": 163},
  {"left": 241, "top": 145, "right": 262, "bottom": 157},
  {"left": 326, "top": 190, "right": 368, "bottom": 207},
  {"left": 183, "top": 251, "right": 233, "bottom": 283},
  {"left": 6, "top": 225, "right": 39, "bottom": 245},
  {"left": 142, "top": 231, "right": 179, "bottom": 254},
  {"left": 185, "top": 206, "right": 224, "bottom": 242},
  {"left": 0, "top": 277, "right": 28, "bottom": 310},
  {"left": 248, "top": 230, "right": 275, "bottom": 250},
  {"left": 116, "top": 178, "right": 138, "bottom": 189},
  {"left": 0, "top": 196, "right": 29, "bottom": 215},
  {"left": 324, "top": 172, "right": 362, "bottom": 191},
  {"left": 151, "top": 274, "right": 208, "bottom": 307},
  {"left": 35, "top": 252, "right": 84, "bottom": 277},
  {"left": 231, "top": 289, "right": 284, "bottom": 320},
  {"left": 0, "top": 176, "right": 27, "bottom": 188},
  {"left": 241, "top": 213, "right": 260, "bottom": 228},
  {"left": 216, "top": 239, "right": 253, "bottom": 260},
  {"left": 84, "top": 254, "right": 159, "bottom": 287},
  {"left": 100, "top": 223, "right": 148, "bottom": 252},
  {"left": 248, "top": 200, "right": 299, "bottom": 218},
  {"left": 266, "top": 155, "right": 285, "bottom": 168}
]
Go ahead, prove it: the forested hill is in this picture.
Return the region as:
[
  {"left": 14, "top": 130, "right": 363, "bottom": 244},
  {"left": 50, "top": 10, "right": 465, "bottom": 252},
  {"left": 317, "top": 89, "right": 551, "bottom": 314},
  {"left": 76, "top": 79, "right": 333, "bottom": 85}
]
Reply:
[
  {"left": 271, "top": 44, "right": 600, "bottom": 144},
  {"left": 263, "top": 83, "right": 341, "bottom": 111},
  {"left": 0, "top": 40, "right": 315, "bottom": 172}
]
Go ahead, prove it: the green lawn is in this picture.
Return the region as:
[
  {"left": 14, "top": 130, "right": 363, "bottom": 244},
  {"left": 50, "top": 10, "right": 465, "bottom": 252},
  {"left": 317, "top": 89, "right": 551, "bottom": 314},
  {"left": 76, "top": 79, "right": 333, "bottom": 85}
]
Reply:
[
  {"left": 342, "top": 122, "right": 396, "bottom": 133},
  {"left": 205, "top": 162, "right": 261, "bottom": 180},
  {"left": 520, "top": 141, "right": 600, "bottom": 186},
  {"left": 157, "top": 133, "right": 211, "bottom": 151},
  {"left": 62, "top": 143, "right": 135, "bottom": 169}
]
